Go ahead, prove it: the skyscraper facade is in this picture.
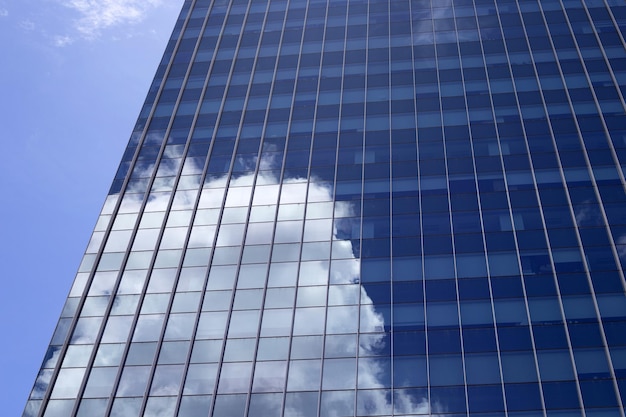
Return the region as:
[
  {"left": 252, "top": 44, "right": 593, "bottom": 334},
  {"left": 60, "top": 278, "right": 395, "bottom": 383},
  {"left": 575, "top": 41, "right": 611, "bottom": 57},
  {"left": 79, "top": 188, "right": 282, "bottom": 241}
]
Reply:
[{"left": 23, "top": 0, "right": 626, "bottom": 416}]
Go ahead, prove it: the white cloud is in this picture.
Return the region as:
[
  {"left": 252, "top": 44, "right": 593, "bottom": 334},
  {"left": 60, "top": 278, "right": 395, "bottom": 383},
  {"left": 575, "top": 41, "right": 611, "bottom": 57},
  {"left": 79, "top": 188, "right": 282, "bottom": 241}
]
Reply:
[
  {"left": 19, "top": 19, "right": 35, "bottom": 31},
  {"left": 617, "top": 235, "right": 626, "bottom": 260},
  {"left": 53, "top": 35, "right": 74, "bottom": 47},
  {"left": 60, "top": 0, "right": 163, "bottom": 39},
  {"left": 0, "top": 8, "right": 8, "bottom": 17},
  {"left": 574, "top": 199, "right": 602, "bottom": 226}
]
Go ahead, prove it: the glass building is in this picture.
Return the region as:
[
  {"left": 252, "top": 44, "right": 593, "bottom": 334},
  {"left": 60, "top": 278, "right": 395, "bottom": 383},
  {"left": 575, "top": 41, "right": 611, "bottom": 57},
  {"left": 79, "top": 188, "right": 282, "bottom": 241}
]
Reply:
[{"left": 23, "top": 0, "right": 626, "bottom": 416}]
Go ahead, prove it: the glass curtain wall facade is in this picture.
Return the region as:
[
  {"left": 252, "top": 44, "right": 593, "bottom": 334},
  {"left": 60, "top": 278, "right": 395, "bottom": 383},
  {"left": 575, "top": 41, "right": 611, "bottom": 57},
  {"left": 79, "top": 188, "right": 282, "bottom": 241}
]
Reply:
[{"left": 23, "top": 0, "right": 626, "bottom": 416}]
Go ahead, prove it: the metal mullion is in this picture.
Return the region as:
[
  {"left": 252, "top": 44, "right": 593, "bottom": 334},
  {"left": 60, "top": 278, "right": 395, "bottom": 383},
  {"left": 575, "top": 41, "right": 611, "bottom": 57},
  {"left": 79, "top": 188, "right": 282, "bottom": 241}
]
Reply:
[
  {"left": 253, "top": 0, "right": 329, "bottom": 414},
  {"left": 200, "top": 0, "right": 282, "bottom": 410},
  {"left": 518, "top": 0, "right": 586, "bottom": 416},
  {"left": 168, "top": 15, "right": 269, "bottom": 412},
  {"left": 493, "top": 1, "right": 583, "bottom": 416},
  {"left": 307, "top": 0, "right": 346, "bottom": 409},
  {"left": 448, "top": 1, "right": 508, "bottom": 416},
  {"left": 446, "top": 2, "right": 483, "bottom": 416},
  {"left": 287, "top": 0, "right": 319, "bottom": 288},
  {"left": 467, "top": 0, "right": 541, "bottom": 415},
  {"left": 101, "top": 0, "right": 236, "bottom": 413},
  {"left": 505, "top": 36, "right": 590, "bottom": 417},
  {"left": 483, "top": 1, "right": 566, "bottom": 415},
  {"left": 150, "top": 1, "right": 264, "bottom": 414},
  {"left": 159, "top": 0, "right": 287, "bottom": 415},
  {"left": 314, "top": 0, "right": 350, "bottom": 414},
  {"left": 239, "top": 0, "right": 323, "bottom": 410},
  {"left": 406, "top": 0, "right": 428, "bottom": 414},
  {"left": 75, "top": 3, "right": 211, "bottom": 412},
  {"left": 291, "top": 0, "right": 335, "bottom": 414},
  {"left": 498, "top": 2, "right": 563, "bottom": 416},
  {"left": 583, "top": 0, "right": 626, "bottom": 114},
  {"left": 168, "top": 0, "right": 259, "bottom": 409},
  {"left": 173, "top": 0, "right": 276, "bottom": 413},
  {"left": 205, "top": 0, "right": 296, "bottom": 413},
  {"left": 106, "top": 2, "right": 227, "bottom": 416},
  {"left": 430, "top": 3, "right": 474, "bottom": 416},
  {"left": 36, "top": 4, "right": 199, "bottom": 417},
  {"left": 385, "top": 0, "right": 393, "bottom": 414},
  {"left": 407, "top": 0, "right": 433, "bottom": 411},
  {"left": 509, "top": 1, "right": 592, "bottom": 416},
  {"left": 353, "top": 0, "right": 369, "bottom": 413},
  {"left": 429, "top": 0, "right": 462, "bottom": 413},
  {"left": 535, "top": 1, "right": 626, "bottom": 415},
  {"left": 237, "top": 0, "right": 298, "bottom": 408},
  {"left": 139, "top": 0, "right": 265, "bottom": 415},
  {"left": 558, "top": 0, "right": 626, "bottom": 283},
  {"left": 596, "top": 0, "right": 626, "bottom": 51},
  {"left": 156, "top": 0, "right": 264, "bottom": 413},
  {"left": 138, "top": 6, "right": 255, "bottom": 417},
  {"left": 600, "top": 0, "right": 626, "bottom": 45},
  {"left": 350, "top": 0, "right": 388, "bottom": 410},
  {"left": 589, "top": 0, "right": 626, "bottom": 171}
]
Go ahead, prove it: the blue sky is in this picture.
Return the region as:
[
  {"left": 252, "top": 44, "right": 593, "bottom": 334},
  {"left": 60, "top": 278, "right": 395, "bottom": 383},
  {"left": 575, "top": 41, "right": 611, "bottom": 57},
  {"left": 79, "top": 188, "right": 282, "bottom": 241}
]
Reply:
[{"left": 0, "top": 0, "right": 183, "bottom": 414}]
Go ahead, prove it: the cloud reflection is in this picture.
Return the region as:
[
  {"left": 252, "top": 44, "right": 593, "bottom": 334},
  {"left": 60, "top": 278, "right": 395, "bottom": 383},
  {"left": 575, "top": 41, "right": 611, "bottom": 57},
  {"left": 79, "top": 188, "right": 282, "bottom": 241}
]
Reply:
[
  {"left": 616, "top": 235, "right": 626, "bottom": 261},
  {"left": 574, "top": 199, "right": 602, "bottom": 227},
  {"left": 33, "top": 150, "right": 440, "bottom": 416}
]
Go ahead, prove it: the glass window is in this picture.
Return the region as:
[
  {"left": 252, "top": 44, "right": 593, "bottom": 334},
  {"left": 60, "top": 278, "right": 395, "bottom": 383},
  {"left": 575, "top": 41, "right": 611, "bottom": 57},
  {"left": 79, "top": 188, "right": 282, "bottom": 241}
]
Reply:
[
  {"left": 116, "top": 366, "right": 151, "bottom": 397},
  {"left": 190, "top": 339, "right": 222, "bottom": 364},
  {"left": 252, "top": 361, "right": 287, "bottom": 392},
  {"left": 141, "top": 294, "right": 170, "bottom": 314},
  {"left": 265, "top": 287, "right": 295, "bottom": 309},
  {"left": 296, "top": 286, "right": 327, "bottom": 307},
  {"left": 144, "top": 397, "right": 176, "bottom": 416},
  {"left": 261, "top": 308, "right": 293, "bottom": 337},
  {"left": 228, "top": 310, "right": 260, "bottom": 338},
  {"left": 241, "top": 393, "right": 282, "bottom": 417},
  {"left": 42, "top": 400, "right": 76, "bottom": 417},
  {"left": 293, "top": 307, "right": 325, "bottom": 335},
  {"left": 101, "top": 316, "right": 133, "bottom": 344},
  {"left": 171, "top": 292, "right": 202, "bottom": 313},
  {"left": 110, "top": 295, "right": 140, "bottom": 315},
  {"left": 76, "top": 399, "right": 107, "bottom": 417},
  {"left": 184, "top": 363, "right": 218, "bottom": 395},
  {"left": 50, "top": 368, "right": 86, "bottom": 398},
  {"left": 146, "top": 269, "right": 177, "bottom": 293},
  {"left": 501, "top": 352, "right": 539, "bottom": 383},
  {"left": 217, "top": 362, "right": 253, "bottom": 393},
  {"left": 233, "top": 289, "right": 264, "bottom": 310},
  {"left": 325, "top": 334, "right": 357, "bottom": 358},
  {"left": 203, "top": 290, "right": 232, "bottom": 311},
  {"left": 149, "top": 364, "right": 184, "bottom": 395},
  {"left": 393, "top": 356, "right": 427, "bottom": 387},
  {"left": 93, "top": 344, "right": 124, "bottom": 367},
  {"left": 429, "top": 354, "right": 464, "bottom": 386},
  {"left": 178, "top": 396, "right": 211, "bottom": 416},
  {"left": 287, "top": 359, "right": 321, "bottom": 391},
  {"left": 61, "top": 345, "right": 93, "bottom": 368},
  {"left": 109, "top": 397, "right": 141, "bottom": 417},
  {"left": 158, "top": 340, "right": 190, "bottom": 364},
  {"left": 71, "top": 317, "right": 103, "bottom": 344},
  {"left": 285, "top": 392, "right": 318, "bottom": 417},
  {"left": 213, "top": 394, "right": 246, "bottom": 416},
  {"left": 197, "top": 311, "right": 228, "bottom": 339},
  {"left": 322, "top": 358, "right": 357, "bottom": 390},
  {"left": 319, "top": 390, "right": 355, "bottom": 416},
  {"left": 257, "top": 337, "right": 290, "bottom": 361}
]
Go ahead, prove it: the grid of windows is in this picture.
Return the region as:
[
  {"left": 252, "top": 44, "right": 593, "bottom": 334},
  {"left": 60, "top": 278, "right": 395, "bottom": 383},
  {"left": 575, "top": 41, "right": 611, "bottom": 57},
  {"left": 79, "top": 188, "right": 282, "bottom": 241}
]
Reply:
[{"left": 24, "top": 0, "right": 626, "bottom": 416}]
